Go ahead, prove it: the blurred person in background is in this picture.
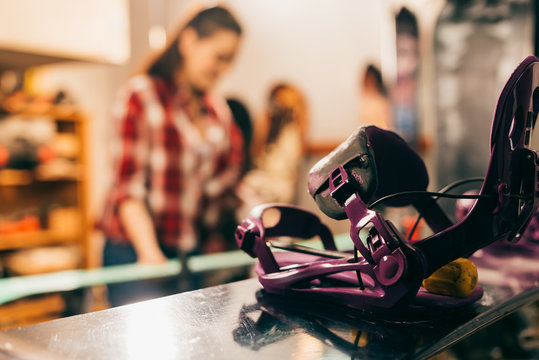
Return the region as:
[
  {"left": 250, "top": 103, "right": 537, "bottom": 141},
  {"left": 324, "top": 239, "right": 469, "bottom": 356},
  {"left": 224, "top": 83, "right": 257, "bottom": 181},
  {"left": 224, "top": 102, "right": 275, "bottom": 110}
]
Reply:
[
  {"left": 198, "top": 98, "right": 253, "bottom": 257},
  {"left": 98, "top": 6, "right": 244, "bottom": 307},
  {"left": 359, "top": 64, "right": 392, "bottom": 130},
  {"left": 237, "top": 83, "right": 307, "bottom": 217},
  {"left": 391, "top": 7, "right": 420, "bottom": 147},
  {"left": 226, "top": 98, "right": 253, "bottom": 173}
]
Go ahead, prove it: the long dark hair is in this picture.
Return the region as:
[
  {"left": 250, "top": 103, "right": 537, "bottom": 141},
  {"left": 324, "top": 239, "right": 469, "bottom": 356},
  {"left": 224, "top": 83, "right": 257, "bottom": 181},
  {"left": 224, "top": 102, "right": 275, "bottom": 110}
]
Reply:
[
  {"left": 142, "top": 6, "right": 242, "bottom": 82},
  {"left": 364, "top": 64, "right": 387, "bottom": 96},
  {"left": 266, "top": 84, "right": 306, "bottom": 146}
]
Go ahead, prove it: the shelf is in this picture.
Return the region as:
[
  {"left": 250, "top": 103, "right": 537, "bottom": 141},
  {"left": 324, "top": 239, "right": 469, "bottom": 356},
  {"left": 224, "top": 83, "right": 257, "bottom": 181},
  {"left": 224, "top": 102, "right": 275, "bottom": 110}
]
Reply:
[
  {"left": 0, "top": 103, "right": 90, "bottom": 271},
  {"left": 0, "top": 293, "right": 64, "bottom": 331},
  {"left": 0, "top": 229, "right": 80, "bottom": 251},
  {"left": 0, "top": 48, "right": 77, "bottom": 70},
  {"left": 0, "top": 169, "right": 81, "bottom": 186},
  {"left": 1, "top": 104, "right": 83, "bottom": 121},
  {"left": 0, "top": 170, "right": 33, "bottom": 186}
]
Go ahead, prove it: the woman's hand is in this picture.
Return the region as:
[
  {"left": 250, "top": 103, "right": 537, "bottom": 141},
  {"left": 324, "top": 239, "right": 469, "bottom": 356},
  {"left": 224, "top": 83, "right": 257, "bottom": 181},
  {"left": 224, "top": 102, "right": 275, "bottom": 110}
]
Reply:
[
  {"left": 119, "top": 199, "right": 167, "bottom": 265},
  {"left": 137, "top": 250, "right": 168, "bottom": 264}
]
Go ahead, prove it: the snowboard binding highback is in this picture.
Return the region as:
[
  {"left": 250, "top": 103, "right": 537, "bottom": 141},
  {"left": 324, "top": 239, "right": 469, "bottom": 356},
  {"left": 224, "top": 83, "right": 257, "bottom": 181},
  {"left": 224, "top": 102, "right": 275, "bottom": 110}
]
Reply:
[{"left": 235, "top": 56, "right": 539, "bottom": 312}]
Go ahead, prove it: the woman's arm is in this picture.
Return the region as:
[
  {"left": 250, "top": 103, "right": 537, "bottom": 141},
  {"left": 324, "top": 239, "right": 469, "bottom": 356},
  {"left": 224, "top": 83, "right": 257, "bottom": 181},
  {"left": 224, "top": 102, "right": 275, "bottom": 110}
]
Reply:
[
  {"left": 119, "top": 199, "right": 167, "bottom": 264},
  {"left": 111, "top": 80, "right": 167, "bottom": 264}
]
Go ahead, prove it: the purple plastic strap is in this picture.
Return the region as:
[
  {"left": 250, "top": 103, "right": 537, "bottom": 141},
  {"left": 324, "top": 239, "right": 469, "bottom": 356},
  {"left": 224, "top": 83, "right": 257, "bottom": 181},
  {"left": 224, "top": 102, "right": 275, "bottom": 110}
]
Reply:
[
  {"left": 329, "top": 165, "right": 423, "bottom": 289},
  {"left": 235, "top": 204, "right": 337, "bottom": 274}
]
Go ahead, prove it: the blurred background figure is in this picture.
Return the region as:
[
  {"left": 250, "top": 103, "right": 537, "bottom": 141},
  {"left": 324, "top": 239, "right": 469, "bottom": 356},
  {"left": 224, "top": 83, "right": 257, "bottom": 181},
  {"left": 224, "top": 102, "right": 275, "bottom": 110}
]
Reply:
[
  {"left": 226, "top": 98, "right": 253, "bottom": 173},
  {"left": 198, "top": 98, "right": 253, "bottom": 257},
  {"left": 391, "top": 7, "right": 420, "bottom": 148},
  {"left": 358, "top": 64, "right": 392, "bottom": 130},
  {"left": 237, "top": 83, "right": 307, "bottom": 218},
  {"left": 97, "top": 6, "right": 244, "bottom": 307}
]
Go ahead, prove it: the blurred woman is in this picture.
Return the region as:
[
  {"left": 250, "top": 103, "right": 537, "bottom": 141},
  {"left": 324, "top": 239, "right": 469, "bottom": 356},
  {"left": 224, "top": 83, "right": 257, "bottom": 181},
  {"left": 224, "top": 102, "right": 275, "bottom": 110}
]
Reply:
[
  {"left": 237, "top": 84, "right": 307, "bottom": 215},
  {"left": 98, "top": 6, "right": 244, "bottom": 306},
  {"left": 359, "top": 64, "right": 392, "bottom": 130}
]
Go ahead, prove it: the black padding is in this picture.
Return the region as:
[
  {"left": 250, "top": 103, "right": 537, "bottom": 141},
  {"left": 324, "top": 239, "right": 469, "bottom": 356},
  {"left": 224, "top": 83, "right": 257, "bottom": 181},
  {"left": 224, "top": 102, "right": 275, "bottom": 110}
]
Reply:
[{"left": 365, "top": 126, "right": 429, "bottom": 206}]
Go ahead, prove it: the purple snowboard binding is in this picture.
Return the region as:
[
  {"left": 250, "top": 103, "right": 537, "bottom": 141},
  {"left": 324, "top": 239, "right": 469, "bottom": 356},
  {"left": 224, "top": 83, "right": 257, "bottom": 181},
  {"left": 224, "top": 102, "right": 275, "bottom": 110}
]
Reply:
[{"left": 236, "top": 56, "right": 539, "bottom": 312}]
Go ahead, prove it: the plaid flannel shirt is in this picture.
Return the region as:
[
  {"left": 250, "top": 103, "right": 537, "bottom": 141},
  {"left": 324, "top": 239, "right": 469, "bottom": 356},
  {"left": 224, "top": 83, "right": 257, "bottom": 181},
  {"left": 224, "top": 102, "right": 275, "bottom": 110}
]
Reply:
[{"left": 98, "top": 75, "right": 244, "bottom": 249}]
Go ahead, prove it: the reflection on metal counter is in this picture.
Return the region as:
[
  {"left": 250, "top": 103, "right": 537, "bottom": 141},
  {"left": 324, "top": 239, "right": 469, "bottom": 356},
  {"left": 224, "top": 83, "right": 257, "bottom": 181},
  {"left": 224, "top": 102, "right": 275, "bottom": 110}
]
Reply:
[{"left": 230, "top": 243, "right": 538, "bottom": 359}]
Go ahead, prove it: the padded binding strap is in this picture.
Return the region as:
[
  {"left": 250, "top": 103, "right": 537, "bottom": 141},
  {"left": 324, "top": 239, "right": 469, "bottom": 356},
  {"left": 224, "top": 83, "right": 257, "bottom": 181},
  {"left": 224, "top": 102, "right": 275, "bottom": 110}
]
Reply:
[{"left": 308, "top": 126, "right": 431, "bottom": 220}]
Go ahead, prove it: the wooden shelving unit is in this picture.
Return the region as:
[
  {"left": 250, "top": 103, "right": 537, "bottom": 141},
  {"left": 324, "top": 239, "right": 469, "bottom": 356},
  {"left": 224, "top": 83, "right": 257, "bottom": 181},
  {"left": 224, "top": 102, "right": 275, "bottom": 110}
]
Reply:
[
  {"left": 0, "top": 2, "right": 119, "bottom": 325},
  {"left": 0, "top": 229, "right": 82, "bottom": 251},
  {"left": 0, "top": 105, "right": 91, "bottom": 330},
  {"left": 0, "top": 106, "right": 90, "bottom": 270}
]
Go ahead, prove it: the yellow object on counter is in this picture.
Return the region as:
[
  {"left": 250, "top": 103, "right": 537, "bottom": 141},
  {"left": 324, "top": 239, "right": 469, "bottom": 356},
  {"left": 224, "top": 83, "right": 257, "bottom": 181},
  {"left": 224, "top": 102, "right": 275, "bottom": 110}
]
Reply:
[{"left": 422, "top": 258, "right": 478, "bottom": 298}]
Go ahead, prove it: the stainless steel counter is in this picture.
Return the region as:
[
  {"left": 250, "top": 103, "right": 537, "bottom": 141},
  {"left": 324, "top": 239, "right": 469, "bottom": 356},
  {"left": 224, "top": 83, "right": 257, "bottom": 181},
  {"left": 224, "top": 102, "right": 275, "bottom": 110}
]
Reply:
[{"left": 0, "top": 247, "right": 537, "bottom": 360}]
